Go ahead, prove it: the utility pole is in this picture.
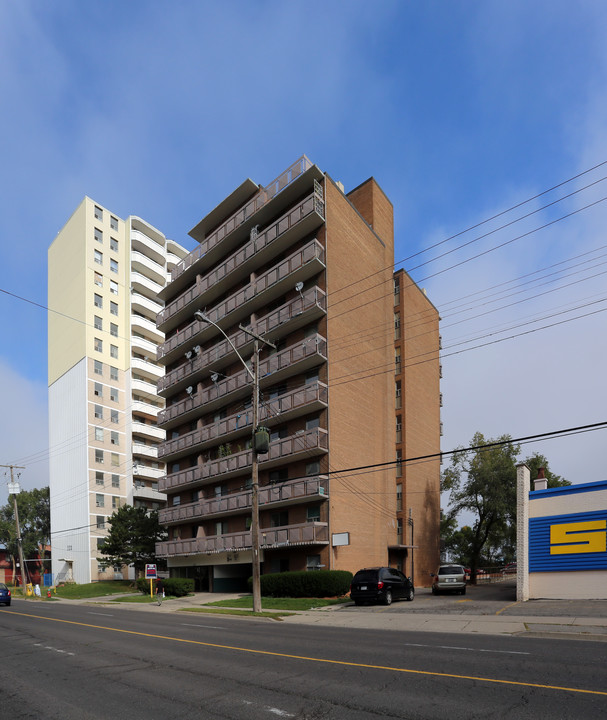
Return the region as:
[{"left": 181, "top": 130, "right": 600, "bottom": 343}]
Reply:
[
  {"left": 194, "top": 312, "right": 274, "bottom": 614},
  {"left": 2, "top": 464, "right": 27, "bottom": 596}
]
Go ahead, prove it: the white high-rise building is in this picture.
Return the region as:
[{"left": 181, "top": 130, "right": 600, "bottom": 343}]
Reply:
[{"left": 48, "top": 198, "right": 188, "bottom": 584}]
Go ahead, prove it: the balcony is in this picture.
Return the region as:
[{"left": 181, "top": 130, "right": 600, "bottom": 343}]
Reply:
[
  {"left": 132, "top": 484, "right": 166, "bottom": 502},
  {"left": 132, "top": 400, "right": 163, "bottom": 419},
  {"left": 131, "top": 292, "right": 163, "bottom": 322},
  {"left": 131, "top": 377, "right": 161, "bottom": 402},
  {"left": 157, "top": 239, "right": 326, "bottom": 367},
  {"left": 131, "top": 334, "right": 159, "bottom": 358},
  {"left": 131, "top": 250, "right": 166, "bottom": 285},
  {"left": 131, "top": 314, "right": 164, "bottom": 345},
  {"left": 131, "top": 357, "right": 163, "bottom": 382},
  {"left": 158, "top": 335, "right": 327, "bottom": 430},
  {"left": 159, "top": 381, "right": 328, "bottom": 461},
  {"left": 157, "top": 192, "right": 325, "bottom": 333},
  {"left": 133, "top": 464, "right": 165, "bottom": 480},
  {"left": 168, "top": 156, "right": 323, "bottom": 293},
  {"left": 159, "top": 287, "right": 326, "bottom": 382},
  {"left": 160, "top": 475, "right": 328, "bottom": 525},
  {"left": 132, "top": 421, "right": 165, "bottom": 442},
  {"left": 131, "top": 229, "right": 166, "bottom": 266},
  {"left": 132, "top": 443, "right": 159, "bottom": 459},
  {"left": 156, "top": 520, "right": 329, "bottom": 558},
  {"left": 159, "top": 427, "right": 328, "bottom": 493}
]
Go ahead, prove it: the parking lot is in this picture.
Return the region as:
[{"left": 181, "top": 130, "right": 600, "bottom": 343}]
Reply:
[{"left": 340, "top": 578, "right": 607, "bottom": 618}]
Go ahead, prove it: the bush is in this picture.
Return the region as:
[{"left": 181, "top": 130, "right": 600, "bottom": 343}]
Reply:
[
  {"left": 248, "top": 570, "right": 353, "bottom": 598},
  {"left": 136, "top": 577, "right": 194, "bottom": 597}
]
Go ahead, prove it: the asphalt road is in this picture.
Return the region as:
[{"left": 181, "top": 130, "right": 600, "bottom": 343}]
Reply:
[{"left": 2, "top": 598, "right": 606, "bottom": 719}]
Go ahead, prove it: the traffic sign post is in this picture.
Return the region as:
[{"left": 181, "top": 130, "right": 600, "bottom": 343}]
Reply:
[{"left": 145, "top": 564, "right": 157, "bottom": 599}]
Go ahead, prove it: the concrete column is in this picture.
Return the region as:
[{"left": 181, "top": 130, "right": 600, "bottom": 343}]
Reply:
[{"left": 516, "top": 463, "right": 530, "bottom": 602}]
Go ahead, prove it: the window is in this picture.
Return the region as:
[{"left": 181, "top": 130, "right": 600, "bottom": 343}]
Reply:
[
  {"left": 94, "top": 382, "right": 103, "bottom": 397},
  {"left": 307, "top": 506, "right": 321, "bottom": 522},
  {"left": 270, "top": 426, "right": 287, "bottom": 442},
  {"left": 269, "top": 469, "right": 288, "bottom": 484},
  {"left": 112, "top": 474, "right": 120, "bottom": 488},
  {"left": 96, "top": 471, "right": 104, "bottom": 486},
  {"left": 110, "top": 301, "right": 118, "bottom": 316},
  {"left": 172, "top": 495, "right": 181, "bottom": 506},
  {"left": 110, "top": 259, "right": 118, "bottom": 274},
  {"left": 94, "top": 315, "right": 102, "bottom": 331},
  {"left": 397, "top": 518, "right": 403, "bottom": 539},
  {"left": 95, "top": 449, "right": 104, "bottom": 464},
  {"left": 110, "top": 216, "right": 118, "bottom": 231},
  {"left": 94, "top": 206, "right": 103, "bottom": 221},
  {"left": 96, "top": 537, "right": 105, "bottom": 549},
  {"left": 110, "top": 345, "right": 118, "bottom": 359},
  {"left": 94, "top": 228, "right": 103, "bottom": 244},
  {"left": 245, "top": 516, "right": 252, "bottom": 530},
  {"left": 110, "top": 387, "right": 118, "bottom": 402},
  {"left": 94, "top": 293, "right": 103, "bottom": 309},
  {"left": 306, "top": 416, "right": 320, "bottom": 431},
  {"left": 94, "top": 360, "right": 103, "bottom": 376},
  {"left": 396, "top": 449, "right": 402, "bottom": 478},
  {"left": 94, "top": 271, "right": 103, "bottom": 287},
  {"left": 94, "top": 249, "right": 103, "bottom": 264},
  {"left": 395, "top": 380, "right": 402, "bottom": 409},
  {"left": 111, "top": 453, "right": 119, "bottom": 467},
  {"left": 396, "top": 483, "right": 402, "bottom": 511},
  {"left": 112, "top": 496, "right": 121, "bottom": 509},
  {"left": 95, "top": 427, "right": 104, "bottom": 442},
  {"left": 395, "top": 348, "right": 401, "bottom": 374},
  {"left": 94, "top": 405, "right": 103, "bottom": 420},
  {"left": 110, "top": 237, "right": 118, "bottom": 252},
  {"left": 394, "top": 312, "right": 401, "bottom": 340},
  {"left": 305, "top": 369, "right": 319, "bottom": 385},
  {"left": 110, "top": 322, "right": 118, "bottom": 337},
  {"left": 306, "top": 554, "right": 321, "bottom": 570},
  {"left": 94, "top": 337, "right": 103, "bottom": 353},
  {"left": 96, "top": 493, "right": 104, "bottom": 508},
  {"left": 110, "top": 366, "right": 118, "bottom": 381},
  {"left": 270, "top": 511, "right": 288, "bottom": 528},
  {"left": 306, "top": 460, "right": 320, "bottom": 476},
  {"left": 394, "top": 276, "right": 401, "bottom": 302},
  {"left": 215, "top": 521, "right": 228, "bottom": 535},
  {"left": 111, "top": 431, "right": 119, "bottom": 446},
  {"left": 110, "top": 280, "right": 118, "bottom": 295},
  {"left": 96, "top": 515, "right": 105, "bottom": 529},
  {"left": 396, "top": 415, "right": 402, "bottom": 443},
  {"left": 111, "top": 409, "right": 119, "bottom": 424}
]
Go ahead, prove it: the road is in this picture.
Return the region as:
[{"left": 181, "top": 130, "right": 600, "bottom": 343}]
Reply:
[{"left": 2, "top": 598, "right": 606, "bottom": 719}]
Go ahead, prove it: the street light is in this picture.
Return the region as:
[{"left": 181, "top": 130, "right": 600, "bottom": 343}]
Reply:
[{"left": 194, "top": 310, "right": 274, "bottom": 613}]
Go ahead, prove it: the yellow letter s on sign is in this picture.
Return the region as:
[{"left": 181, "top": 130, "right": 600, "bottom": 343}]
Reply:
[{"left": 550, "top": 520, "right": 607, "bottom": 555}]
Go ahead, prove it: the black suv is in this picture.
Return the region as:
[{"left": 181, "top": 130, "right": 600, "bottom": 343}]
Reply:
[{"left": 350, "top": 567, "right": 414, "bottom": 606}]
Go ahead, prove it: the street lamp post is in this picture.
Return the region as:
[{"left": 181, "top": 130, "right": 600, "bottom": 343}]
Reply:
[{"left": 194, "top": 311, "right": 274, "bottom": 613}]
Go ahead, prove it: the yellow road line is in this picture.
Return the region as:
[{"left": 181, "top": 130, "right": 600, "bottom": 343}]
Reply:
[
  {"left": 3, "top": 609, "right": 606, "bottom": 697},
  {"left": 496, "top": 601, "right": 520, "bottom": 615}
]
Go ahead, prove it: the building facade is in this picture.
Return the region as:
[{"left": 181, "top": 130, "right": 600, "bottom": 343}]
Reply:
[
  {"left": 394, "top": 269, "right": 441, "bottom": 586},
  {"left": 156, "top": 156, "right": 440, "bottom": 591},
  {"left": 48, "top": 198, "right": 188, "bottom": 584}
]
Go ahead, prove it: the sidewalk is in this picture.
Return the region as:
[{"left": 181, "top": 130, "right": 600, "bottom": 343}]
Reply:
[{"left": 64, "top": 592, "right": 607, "bottom": 640}]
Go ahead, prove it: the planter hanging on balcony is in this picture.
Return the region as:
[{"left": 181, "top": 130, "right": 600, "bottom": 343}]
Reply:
[{"left": 253, "top": 426, "right": 270, "bottom": 455}]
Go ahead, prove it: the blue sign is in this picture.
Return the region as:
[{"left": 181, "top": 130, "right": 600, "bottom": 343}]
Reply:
[{"left": 529, "top": 509, "right": 607, "bottom": 572}]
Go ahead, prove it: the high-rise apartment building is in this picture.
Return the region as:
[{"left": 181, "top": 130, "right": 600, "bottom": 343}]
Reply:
[
  {"left": 155, "top": 156, "right": 440, "bottom": 592},
  {"left": 394, "top": 268, "right": 441, "bottom": 586},
  {"left": 48, "top": 198, "right": 188, "bottom": 584}
]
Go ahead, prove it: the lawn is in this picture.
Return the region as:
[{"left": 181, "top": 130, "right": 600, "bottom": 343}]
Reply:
[
  {"left": 53, "top": 581, "right": 139, "bottom": 600},
  {"left": 205, "top": 596, "right": 349, "bottom": 611}
]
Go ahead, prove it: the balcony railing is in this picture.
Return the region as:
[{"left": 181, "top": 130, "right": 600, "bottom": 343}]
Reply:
[
  {"left": 170, "top": 156, "right": 314, "bottom": 283},
  {"left": 158, "top": 336, "right": 327, "bottom": 428},
  {"left": 159, "top": 475, "right": 328, "bottom": 525},
  {"left": 157, "top": 192, "right": 324, "bottom": 330},
  {"left": 158, "top": 286, "right": 326, "bottom": 380},
  {"left": 159, "top": 427, "right": 328, "bottom": 493},
  {"left": 159, "top": 381, "right": 328, "bottom": 459},
  {"left": 156, "top": 519, "right": 328, "bottom": 557}
]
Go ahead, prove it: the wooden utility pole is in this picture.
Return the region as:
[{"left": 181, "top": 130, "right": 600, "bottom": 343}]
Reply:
[{"left": 1, "top": 464, "right": 27, "bottom": 595}]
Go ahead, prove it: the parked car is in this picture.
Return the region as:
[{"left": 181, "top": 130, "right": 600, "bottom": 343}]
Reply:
[
  {"left": 0, "top": 583, "right": 11, "bottom": 606},
  {"left": 503, "top": 562, "right": 517, "bottom": 574},
  {"left": 432, "top": 564, "right": 467, "bottom": 595},
  {"left": 350, "top": 567, "right": 414, "bottom": 606}
]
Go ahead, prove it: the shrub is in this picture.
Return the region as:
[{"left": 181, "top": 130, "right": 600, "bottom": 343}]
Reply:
[
  {"left": 248, "top": 570, "right": 353, "bottom": 598},
  {"left": 136, "top": 577, "right": 194, "bottom": 597}
]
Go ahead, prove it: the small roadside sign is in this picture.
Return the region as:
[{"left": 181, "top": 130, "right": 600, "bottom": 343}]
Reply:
[{"left": 145, "top": 564, "right": 157, "bottom": 579}]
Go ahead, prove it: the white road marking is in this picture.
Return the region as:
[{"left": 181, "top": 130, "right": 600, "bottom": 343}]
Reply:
[
  {"left": 88, "top": 612, "right": 114, "bottom": 617},
  {"left": 403, "top": 642, "right": 529, "bottom": 655},
  {"left": 181, "top": 623, "right": 226, "bottom": 630},
  {"left": 267, "top": 708, "right": 295, "bottom": 717}
]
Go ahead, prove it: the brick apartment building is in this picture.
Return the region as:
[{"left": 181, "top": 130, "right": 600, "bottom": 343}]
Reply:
[{"left": 155, "top": 157, "right": 440, "bottom": 591}]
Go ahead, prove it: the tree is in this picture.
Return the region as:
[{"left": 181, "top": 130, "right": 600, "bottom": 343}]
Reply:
[
  {"left": 441, "top": 433, "right": 520, "bottom": 580},
  {"left": 523, "top": 452, "right": 570, "bottom": 489},
  {"left": 98, "top": 505, "right": 167, "bottom": 576},
  {"left": 0, "top": 487, "right": 50, "bottom": 578}
]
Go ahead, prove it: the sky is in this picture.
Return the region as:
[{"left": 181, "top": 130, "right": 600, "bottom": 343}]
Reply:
[{"left": 0, "top": 1, "right": 606, "bottom": 519}]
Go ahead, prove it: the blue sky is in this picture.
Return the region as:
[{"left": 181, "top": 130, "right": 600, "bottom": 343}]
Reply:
[{"left": 1, "top": 1, "right": 606, "bottom": 511}]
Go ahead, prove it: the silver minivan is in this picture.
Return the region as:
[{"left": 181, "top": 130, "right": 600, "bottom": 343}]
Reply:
[{"left": 432, "top": 564, "right": 467, "bottom": 595}]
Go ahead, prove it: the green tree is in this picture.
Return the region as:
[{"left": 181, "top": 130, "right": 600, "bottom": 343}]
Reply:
[
  {"left": 523, "top": 452, "right": 570, "bottom": 489},
  {"left": 0, "top": 487, "right": 50, "bottom": 574},
  {"left": 441, "top": 433, "right": 520, "bottom": 580},
  {"left": 98, "top": 504, "right": 167, "bottom": 576}
]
